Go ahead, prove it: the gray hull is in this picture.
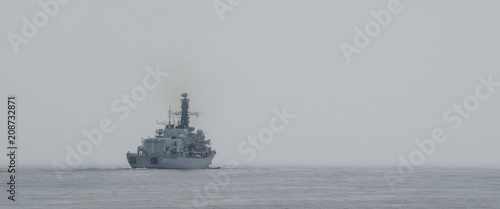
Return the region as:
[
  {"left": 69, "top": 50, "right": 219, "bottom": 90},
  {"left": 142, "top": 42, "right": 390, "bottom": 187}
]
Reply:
[
  {"left": 158, "top": 155, "right": 215, "bottom": 169},
  {"left": 126, "top": 153, "right": 215, "bottom": 169}
]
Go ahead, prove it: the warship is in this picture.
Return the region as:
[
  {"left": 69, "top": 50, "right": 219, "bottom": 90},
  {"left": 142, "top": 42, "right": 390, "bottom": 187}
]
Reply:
[{"left": 126, "top": 93, "right": 216, "bottom": 169}]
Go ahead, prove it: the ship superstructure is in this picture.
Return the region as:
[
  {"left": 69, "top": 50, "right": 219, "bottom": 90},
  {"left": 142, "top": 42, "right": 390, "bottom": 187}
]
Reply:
[{"left": 126, "top": 93, "right": 216, "bottom": 169}]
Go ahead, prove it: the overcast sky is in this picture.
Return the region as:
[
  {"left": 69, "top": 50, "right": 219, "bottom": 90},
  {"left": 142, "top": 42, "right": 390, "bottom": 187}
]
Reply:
[{"left": 1, "top": 0, "right": 499, "bottom": 168}]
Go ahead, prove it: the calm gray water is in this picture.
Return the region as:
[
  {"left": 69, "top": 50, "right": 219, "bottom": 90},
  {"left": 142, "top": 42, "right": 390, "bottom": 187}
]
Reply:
[{"left": 1, "top": 166, "right": 499, "bottom": 209}]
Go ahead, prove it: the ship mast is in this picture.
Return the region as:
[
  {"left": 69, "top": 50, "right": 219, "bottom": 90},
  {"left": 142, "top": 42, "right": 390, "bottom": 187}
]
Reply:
[
  {"left": 156, "top": 93, "right": 200, "bottom": 130},
  {"left": 168, "top": 105, "right": 172, "bottom": 126},
  {"left": 179, "top": 93, "right": 190, "bottom": 129}
]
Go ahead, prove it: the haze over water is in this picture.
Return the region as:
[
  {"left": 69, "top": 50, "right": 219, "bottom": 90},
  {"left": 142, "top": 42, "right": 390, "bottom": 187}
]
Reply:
[
  {"left": 2, "top": 166, "right": 499, "bottom": 209},
  {"left": 2, "top": 0, "right": 500, "bottom": 208}
]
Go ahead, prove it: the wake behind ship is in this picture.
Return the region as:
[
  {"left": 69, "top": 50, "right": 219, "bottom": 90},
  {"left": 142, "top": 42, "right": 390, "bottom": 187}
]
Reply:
[{"left": 126, "top": 93, "right": 216, "bottom": 169}]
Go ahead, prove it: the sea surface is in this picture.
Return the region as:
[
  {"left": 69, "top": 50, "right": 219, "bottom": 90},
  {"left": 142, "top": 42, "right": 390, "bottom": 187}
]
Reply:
[{"left": 1, "top": 166, "right": 499, "bottom": 209}]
